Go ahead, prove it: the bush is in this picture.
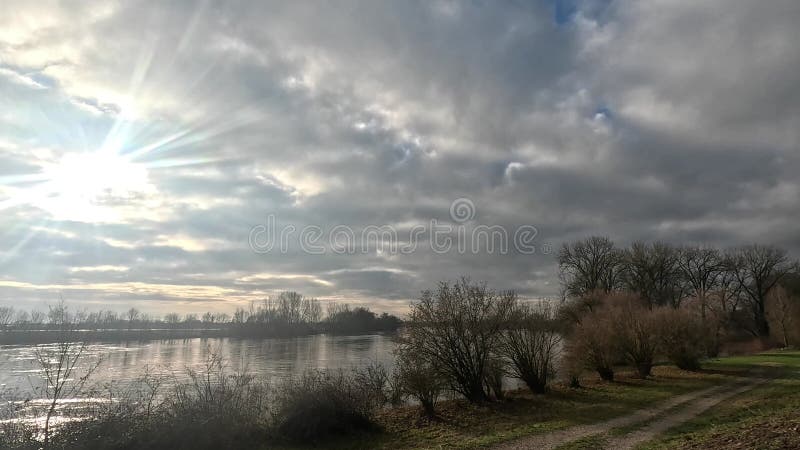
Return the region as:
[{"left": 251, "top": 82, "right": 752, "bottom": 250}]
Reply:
[
  {"left": 571, "top": 307, "right": 619, "bottom": 381},
  {"left": 499, "top": 303, "right": 562, "bottom": 393},
  {"left": 610, "top": 294, "right": 659, "bottom": 378},
  {"left": 12, "top": 354, "right": 272, "bottom": 450},
  {"left": 0, "top": 421, "right": 39, "bottom": 450},
  {"left": 653, "top": 307, "right": 706, "bottom": 370},
  {"left": 561, "top": 340, "right": 584, "bottom": 388},
  {"left": 402, "top": 278, "right": 516, "bottom": 403},
  {"left": 56, "top": 354, "right": 272, "bottom": 450},
  {"left": 484, "top": 357, "right": 507, "bottom": 401},
  {"left": 766, "top": 285, "right": 800, "bottom": 347},
  {"left": 352, "top": 360, "right": 393, "bottom": 409},
  {"left": 1, "top": 354, "right": 392, "bottom": 449},
  {"left": 272, "top": 369, "right": 381, "bottom": 442},
  {"left": 171, "top": 353, "right": 270, "bottom": 421},
  {"left": 395, "top": 351, "right": 445, "bottom": 418}
]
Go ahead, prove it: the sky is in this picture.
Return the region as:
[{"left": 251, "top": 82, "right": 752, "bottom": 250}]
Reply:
[{"left": 1, "top": 0, "right": 799, "bottom": 316}]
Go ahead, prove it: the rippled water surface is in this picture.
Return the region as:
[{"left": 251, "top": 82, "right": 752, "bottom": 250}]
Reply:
[{"left": 0, "top": 334, "right": 397, "bottom": 420}]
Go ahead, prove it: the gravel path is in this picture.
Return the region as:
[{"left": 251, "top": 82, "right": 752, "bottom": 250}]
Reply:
[
  {"left": 604, "top": 376, "right": 769, "bottom": 450},
  {"left": 492, "top": 383, "right": 730, "bottom": 450}
]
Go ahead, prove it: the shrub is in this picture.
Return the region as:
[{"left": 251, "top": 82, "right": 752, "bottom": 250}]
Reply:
[
  {"left": 484, "top": 356, "right": 507, "bottom": 401},
  {"left": 499, "top": 303, "right": 562, "bottom": 393},
  {"left": 609, "top": 294, "right": 659, "bottom": 378},
  {"left": 53, "top": 354, "right": 273, "bottom": 450},
  {"left": 653, "top": 307, "right": 706, "bottom": 370},
  {"left": 272, "top": 369, "right": 380, "bottom": 442},
  {"left": 1, "top": 354, "right": 390, "bottom": 449},
  {"left": 395, "top": 351, "right": 445, "bottom": 418},
  {"left": 561, "top": 340, "right": 584, "bottom": 388},
  {"left": 766, "top": 286, "right": 800, "bottom": 347},
  {"left": 352, "top": 360, "right": 392, "bottom": 409},
  {"left": 0, "top": 421, "right": 39, "bottom": 450},
  {"left": 571, "top": 307, "right": 619, "bottom": 381},
  {"left": 402, "top": 278, "right": 516, "bottom": 403},
  {"left": 170, "top": 353, "right": 270, "bottom": 422}
]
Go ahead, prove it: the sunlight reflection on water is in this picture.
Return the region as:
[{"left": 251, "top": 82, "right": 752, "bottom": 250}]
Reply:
[{"left": 0, "top": 334, "right": 398, "bottom": 423}]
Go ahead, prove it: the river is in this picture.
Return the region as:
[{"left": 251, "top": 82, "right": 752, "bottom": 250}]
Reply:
[{"left": 0, "top": 334, "right": 397, "bottom": 425}]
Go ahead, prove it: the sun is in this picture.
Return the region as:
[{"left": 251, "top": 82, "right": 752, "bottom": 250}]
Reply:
[
  {"left": 37, "top": 151, "right": 150, "bottom": 222},
  {"left": 46, "top": 152, "right": 147, "bottom": 199}
]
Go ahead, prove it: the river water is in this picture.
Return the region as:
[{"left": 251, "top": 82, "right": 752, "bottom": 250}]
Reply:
[{"left": 0, "top": 334, "right": 397, "bottom": 424}]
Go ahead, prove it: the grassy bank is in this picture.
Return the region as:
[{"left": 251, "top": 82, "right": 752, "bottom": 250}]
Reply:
[
  {"left": 3, "top": 351, "right": 796, "bottom": 449},
  {"left": 287, "top": 351, "right": 797, "bottom": 450},
  {"left": 640, "top": 351, "right": 800, "bottom": 449}
]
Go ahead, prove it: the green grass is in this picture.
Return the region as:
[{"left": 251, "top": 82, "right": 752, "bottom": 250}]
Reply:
[
  {"left": 267, "top": 363, "right": 737, "bottom": 450},
  {"left": 555, "top": 434, "right": 609, "bottom": 450},
  {"left": 271, "top": 352, "right": 800, "bottom": 450},
  {"left": 639, "top": 350, "right": 800, "bottom": 450},
  {"left": 8, "top": 351, "right": 796, "bottom": 450}
]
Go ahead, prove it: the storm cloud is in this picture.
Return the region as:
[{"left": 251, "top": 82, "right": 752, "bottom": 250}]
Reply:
[{"left": 1, "top": 0, "right": 798, "bottom": 315}]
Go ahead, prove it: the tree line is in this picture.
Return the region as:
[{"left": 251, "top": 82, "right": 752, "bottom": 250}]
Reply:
[
  {"left": 558, "top": 237, "right": 798, "bottom": 340},
  {"left": 0, "top": 292, "right": 402, "bottom": 342},
  {"left": 393, "top": 238, "right": 799, "bottom": 417}
]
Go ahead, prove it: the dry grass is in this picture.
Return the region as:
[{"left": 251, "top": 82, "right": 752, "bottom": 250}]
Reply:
[
  {"left": 301, "top": 365, "right": 733, "bottom": 450},
  {"left": 643, "top": 351, "right": 800, "bottom": 450}
]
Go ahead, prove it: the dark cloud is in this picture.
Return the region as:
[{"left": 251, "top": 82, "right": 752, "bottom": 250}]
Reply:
[{"left": 0, "top": 0, "right": 798, "bottom": 315}]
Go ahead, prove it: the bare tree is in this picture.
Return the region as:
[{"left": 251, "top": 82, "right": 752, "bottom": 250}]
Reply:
[
  {"left": 559, "top": 236, "right": 625, "bottom": 298},
  {"left": 276, "top": 291, "right": 303, "bottom": 324},
  {"left": 232, "top": 307, "right": 249, "bottom": 324},
  {"left": 126, "top": 308, "right": 140, "bottom": 329},
  {"left": 765, "top": 286, "right": 798, "bottom": 347},
  {"left": 0, "top": 306, "right": 14, "bottom": 329},
  {"left": 729, "top": 245, "right": 796, "bottom": 337},
  {"left": 183, "top": 313, "right": 198, "bottom": 324},
  {"left": 302, "top": 297, "right": 322, "bottom": 323},
  {"left": 623, "top": 241, "right": 686, "bottom": 308},
  {"left": 164, "top": 312, "right": 181, "bottom": 324},
  {"left": 653, "top": 307, "right": 705, "bottom": 370},
  {"left": 394, "top": 350, "right": 445, "bottom": 418},
  {"left": 14, "top": 309, "right": 30, "bottom": 326},
  {"left": 498, "top": 302, "right": 562, "bottom": 393},
  {"left": 47, "top": 300, "right": 72, "bottom": 326},
  {"left": 483, "top": 356, "right": 507, "bottom": 400},
  {"left": 712, "top": 259, "right": 744, "bottom": 315},
  {"left": 101, "top": 310, "right": 118, "bottom": 324},
  {"left": 33, "top": 300, "right": 102, "bottom": 448},
  {"left": 29, "top": 309, "right": 46, "bottom": 325},
  {"left": 213, "top": 312, "right": 230, "bottom": 323},
  {"left": 678, "top": 246, "right": 724, "bottom": 320},
  {"left": 610, "top": 294, "right": 659, "bottom": 377},
  {"left": 401, "top": 278, "right": 516, "bottom": 403},
  {"left": 571, "top": 306, "right": 619, "bottom": 381}
]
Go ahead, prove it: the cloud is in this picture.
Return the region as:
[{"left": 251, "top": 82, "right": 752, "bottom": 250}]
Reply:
[{"left": 1, "top": 0, "right": 798, "bottom": 315}]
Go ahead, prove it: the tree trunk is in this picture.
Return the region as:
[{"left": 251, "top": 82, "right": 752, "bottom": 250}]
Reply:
[
  {"left": 44, "top": 400, "right": 56, "bottom": 449},
  {"left": 636, "top": 362, "right": 652, "bottom": 378},
  {"left": 465, "top": 381, "right": 488, "bottom": 403},
  {"left": 755, "top": 315, "right": 770, "bottom": 338},
  {"left": 782, "top": 323, "right": 790, "bottom": 348},
  {"left": 597, "top": 366, "right": 614, "bottom": 381},
  {"left": 523, "top": 375, "right": 547, "bottom": 394},
  {"left": 421, "top": 399, "right": 437, "bottom": 418}
]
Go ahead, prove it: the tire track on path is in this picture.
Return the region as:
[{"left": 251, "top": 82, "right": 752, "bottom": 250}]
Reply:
[
  {"left": 492, "top": 383, "right": 731, "bottom": 450},
  {"left": 603, "top": 376, "right": 769, "bottom": 450}
]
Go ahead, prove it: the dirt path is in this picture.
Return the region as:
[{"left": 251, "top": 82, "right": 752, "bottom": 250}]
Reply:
[
  {"left": 603, "top": 376, "right": 769, "bottom": 450},
  {"left": 492, "top": 383, "right": 730, "bottom": 450}
]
